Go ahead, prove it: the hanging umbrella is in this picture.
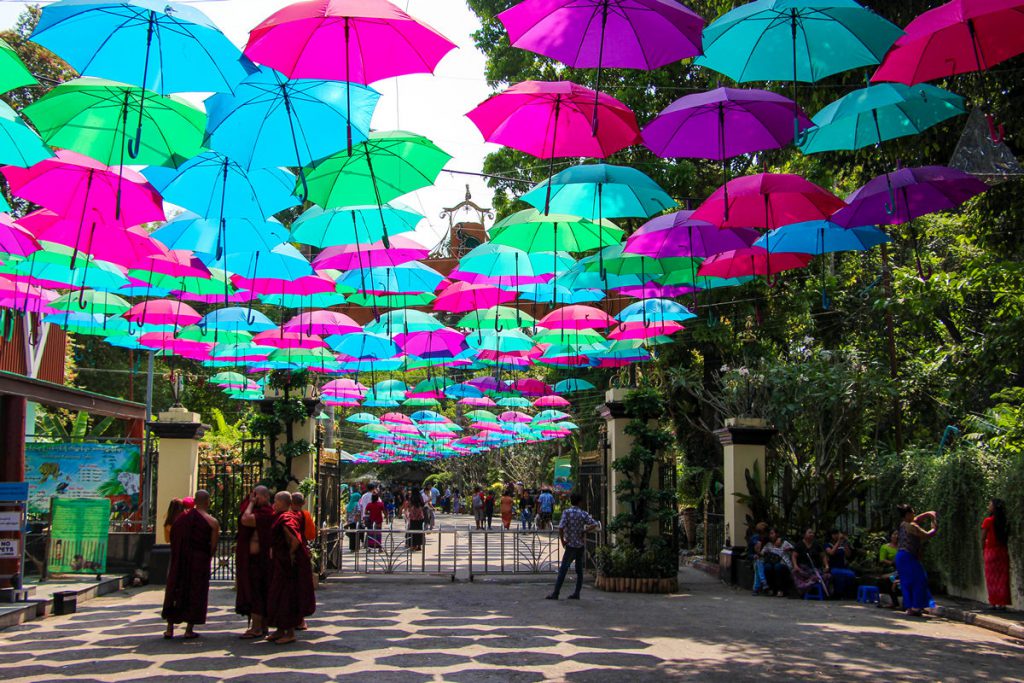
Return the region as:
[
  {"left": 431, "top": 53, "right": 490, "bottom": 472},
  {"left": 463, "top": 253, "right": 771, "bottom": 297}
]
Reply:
[
  {"left": 327, "top": 331, "right": 399, "bottom": 359},
  {"left": 283, "top": 310, "right": 361, "bottom": 336},
  {"left": 537, "top": 305, "right": 615, "bottom": 330},
  {"left": 335, "top": 262, "right": 445, "bottom": 295},
  {"left": 433, "top": 281, "right": 518, "bottom": 313},
  {"left": 397, "top": 328, "right": 467, "bottom": 358},
  {"left": 498, "top": 396, "right": 533, "bottom": 408},
  {"left": 515, "top": 282, "right": 605, "bottom": 305},
  {"left": 200, "top": 307, "right": 276, "bottom": 332},
  {"left": 534, "top": 395, "right": 571, "bottom": 408},
  {"left": 143, "top": 151, "right": 299, "bottom": 220},
  {"left": 153, "top": 214, "right": 288, "bottom": 260},
  {"left": 32, "top": 0, "right": 251, "bottom": 95},
  {"left": 0, "top": 214, "right": 41, "bottom": 258},
  {"left": 624, "top": 210, "right": 758, "bottom": 259},
  {"left": 489, "top": 208, "right": 623, "bottom": 252},
  {"left": 800, "top": 83, "right": 965, "bottom": 154},
  {"left": 695, "top": 0, "right": 903, "bottom": 141},
  {"left": 830, "top": 166, "right": 988, "bottom": 227},
  {"left": 26, "top": 212, "right": 166, "bottom": 270},
  {"left": 204, "top": 66, "right": 380, "bottom": 176},
  {"left": 453, "top": 243, "right": 573, "bottom": 285},
  {"left": 755, "top": 221, "right": 891, "bottom": 254},
  {"left": 872, "top": 0, "right": 1024, "bottom": 86},
  {"left": 520, "top": 163, "right": 676, "bottom": 219},
  {"left": 24, "top": 77, "right": 206, "bottom": 168},
  {"left": 692, "top": 173, "right": 846, "bottom": 229},
  {"left": 457, "top": 305, "right": 536, "bottom": 331},
  {"left": 50, "top": 290, "right": 131, "bottom": 316},
  {"left": 0, "top": 37, "right": 38, "bottom": 93},
  {"left": 467, "top": 80, "right": 640, "bottom": 158},
  {"left": 313, "top": 235, "right": 428, "bottom": 270},
  {"left": 124, "top": 299, "right": 202, "bottom": 327},
  {"left": 617, "top": 299, "right": 696, "bottom": 323},
  {"left": 697, "top": 247, "right": 812, "bottom": 278},
  {"left": 553, "top": 378, "right": 596, "bottom": 393},
  {"left": 366, "top": 309, "right": 444, "bottom": 335},
  {"left": 466, "top": 329, "right": 536, "bottom": 353},
  {"left": 0, "top": 101, "right": 53, "bottom": 168},
  {"left": 290, "top": 204, "right": 422, "bottom": 247}
]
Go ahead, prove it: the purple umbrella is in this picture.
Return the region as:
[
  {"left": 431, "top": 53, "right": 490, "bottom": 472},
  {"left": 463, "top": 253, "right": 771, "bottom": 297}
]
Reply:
[
  {"left": 643, "top": 87, "right": 812, "bottom": 215},
  {"left": 624, "top": 210, "right": 759, "bottom": 258},
  {"left": 831, "top": 165, "right": 987, "bottom": 278},
  {"left": 499, "top": 0, "right": 703, "bottom": 131}
]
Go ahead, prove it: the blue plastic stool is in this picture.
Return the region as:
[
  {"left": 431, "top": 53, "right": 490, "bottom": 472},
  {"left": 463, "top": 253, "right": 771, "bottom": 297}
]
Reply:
[
  {"left": 803, "top": 584, "right": 825, "bottom": 601},
  {"left": 857, "top": 585, "right": 880, "bottom": 604}
]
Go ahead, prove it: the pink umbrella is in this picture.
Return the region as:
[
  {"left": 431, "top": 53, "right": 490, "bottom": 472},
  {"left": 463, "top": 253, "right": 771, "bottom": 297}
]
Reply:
[
  {"left": 537, "top": 304, "right": 615, "bottom": 330},
  {"left": 692, "top": 173, "right": 846, "bottom": 230},
  {"left": 608, "top": 320, "right": 684, "bottom": 340},
  {"left": 697, "top": 248, "right": 811, "bottom": 279},
  {"left": 381, "top": 412, "right": 414, "bottom": 425},
  {"left": 312, "top": 235, "right": 429, "bottom": 270},
  {"left": 124, "top": 299, "right": 202, "bottom": 327},
  {"left": 146, "top": 250, "right": 211, "bottom": 279},
  {"left": 433, "top": 281, "right": 518, "bottom": 313},
  {"left": 872, "top": 0, "right": 1024, "bottom": 86},
  {"left": 19, "top": 211, "right": 166, "bottom": 267},
  {"left": 283, "top": 309, "right": 361, "bottom": 336},
  {"left": 1, "top": 150, "right": 164, "bottom": 265},
  {"left": 534, "top": 395, "right": 570, "bottom": 408},
  {"left": 466, "top": 80, "right": 641, "bottom": 158},
  {"left": 252, "top": 330, "right": 329, "bottom": 349},
  {"left": 0, "top": 214, "right": 41, "bottom": 258},
  {"left": 512, "top": 378, "right": 552, "bottom": 396},
  {"left": 233, "top": 273, "right": 336, "bottom": 296},
  {"left": 615, "top": 282, "right": 699, "bottom": 298},
  {"left": 177, "top": 289, "right": 257, "bottom": 304},
  {"left": 139, "top": 333, "right": 213, "bottom": 359},
  {"left": 458, "top": 396, "right": 498, "bottom": 407},
  {"left": 498, "top": 410, "right": 534, "bottom": 423}
]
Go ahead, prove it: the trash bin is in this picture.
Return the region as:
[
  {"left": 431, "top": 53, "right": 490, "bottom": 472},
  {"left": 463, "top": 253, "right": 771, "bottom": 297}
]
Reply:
[{"left": 53, "top": 590, "right": 77, "bottom": 615}]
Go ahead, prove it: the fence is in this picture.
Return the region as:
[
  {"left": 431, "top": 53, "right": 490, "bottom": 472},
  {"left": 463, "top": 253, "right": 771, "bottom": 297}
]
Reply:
[
  {"left": 467, "top": 529, "right": 564, "bottom": 579},
  {"left": 322, "top": 526, "right": 460, "bottom": 579}
]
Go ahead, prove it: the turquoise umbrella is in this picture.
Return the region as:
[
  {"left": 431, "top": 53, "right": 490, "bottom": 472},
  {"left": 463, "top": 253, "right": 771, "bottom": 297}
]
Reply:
[
  {"left": 0, "top": 100, "right": 54, "bottom": 168},
  {"left": 290, "top": 204, "right": 422, "bottom": 248},
  {"left": 520, "top": 163, "right": 676, "bottom": 220},
  {"left": 800, "top": 83, "right": 965, "bottom": 154}
]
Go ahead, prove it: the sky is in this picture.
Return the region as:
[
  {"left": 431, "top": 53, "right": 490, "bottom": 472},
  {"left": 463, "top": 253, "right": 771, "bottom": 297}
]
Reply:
[{"left": 0, "top": 0, "right": 501, "bottom": 251}]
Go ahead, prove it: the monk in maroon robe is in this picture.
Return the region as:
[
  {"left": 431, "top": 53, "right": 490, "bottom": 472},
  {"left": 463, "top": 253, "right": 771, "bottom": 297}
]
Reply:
[
  {"left": 162, "top": 490, "right": 219, "bottom": 639},
  {"left": 266, "top": 491, "right": 316, "bottom": 644},
  {"left": 237, "top": 485, "right": 275, "bottom": 638}
]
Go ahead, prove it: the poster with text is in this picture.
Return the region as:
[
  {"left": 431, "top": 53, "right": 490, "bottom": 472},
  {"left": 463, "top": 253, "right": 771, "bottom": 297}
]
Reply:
[
  {"left": 47, "top": 498, "right": 110, "bottom": 575},
  {"left": 26, "top": 443, "right": 140, "bottom": 518},
  {"left": 553, "top": 457, "right": 573, "bottom": 492}
]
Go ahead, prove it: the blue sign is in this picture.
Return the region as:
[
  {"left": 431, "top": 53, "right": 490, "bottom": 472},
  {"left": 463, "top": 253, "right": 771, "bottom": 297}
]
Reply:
[{"left": 0, "top": 482, "right": 29, "bottom": 502}]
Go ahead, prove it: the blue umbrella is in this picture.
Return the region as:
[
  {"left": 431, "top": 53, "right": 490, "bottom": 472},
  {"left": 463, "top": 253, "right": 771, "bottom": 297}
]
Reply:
[
  {"left": 142, "top": 151, "right": 299, "bottom": 220},
  {"left": 346, "top": 412, "right": 380, "bottom": 425},
  {"left": 754, "top": 221, "right": 890, "bottom": 254},
  {"left": 32, "top": 0, "right": 252, "bottom": 158},
  {"left": 199, "top": 307, "right": 276, "bottom": 332},
  {"left": 520, "top": 164, "right": 676, "bottom": 219},
  {"left": 290, "top": 204, "right": 423, "bottom": 248},
  {"left": 445, "top": 383, "right": 484, "bottom": 399},
  {"left": 514, "top": 282, "right": 605, "bottom": 304},
  {"left": 553, "top": 378, "right": 596, "bottom": 393},
  {"left": 617, "top": 299, "right": 697, "bottom": 324},
  {"left": 0, "top": 100, "right": 54, "bottom": 168},
  {"left": 205, "top": 66, "right": 380, "bottom": 195},
  {"left": 152, "top": 213, "right": 289, "bottom": 258},
  {"left": 207, "top": 243, "right": 315, "bottom": 282},
  {"left": 326, "top": 332, "right": 399, "bottom": 360},
  {"left": 336, "top": 262, "right": 444, "bottom": 295}
]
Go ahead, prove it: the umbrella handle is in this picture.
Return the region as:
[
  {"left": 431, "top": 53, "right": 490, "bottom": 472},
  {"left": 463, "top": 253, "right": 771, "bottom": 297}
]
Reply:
[
  {"left": 127, "top": 123, "right": 144, "bottom": 160},
  {"left": 793, "top": 118, "right": 808, "bottom": 147},
  {"left": 884, "top": 179, "right": 897, "bottom": 217},
  {"left": 296, "top": 162, "right": 309, "bottom": 203},
  {"left": 78, "top": 288, "right": 88, "bottom": 309},
  {"left": 986, "top": 114, "right": 1005, "bottom": 144},
  {"left": 28, "top": 314, "right": 42, "bottom": 348}
]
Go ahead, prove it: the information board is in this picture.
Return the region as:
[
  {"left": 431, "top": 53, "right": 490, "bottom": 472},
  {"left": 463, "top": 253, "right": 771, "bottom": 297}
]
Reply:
[
  {"left": 553, "top": 456, "right": 573, "bottom": 492},
  {"left": 26, "top": 442, "right": 140, "bottom": 518},
  {"left": 47, "top": 498, "right": 111, "bottom": 575}
]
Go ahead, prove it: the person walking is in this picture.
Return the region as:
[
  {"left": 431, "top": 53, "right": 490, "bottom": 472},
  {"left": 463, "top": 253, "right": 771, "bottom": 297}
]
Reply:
[
  {"left": 484, "top": 489, "right": 495, "bottom": 530},
  {"left": 546, "top": 491, "right": 598, "bottom": 600},
  {"left": 500, "top": 487, "right": 514, "bottom": 530},
  {"left": 537, "top": 488, "right": 555, "bottom": 530},
  {"left": 404, "top": 490, "right": 426, "bottom": 551},
  {"left": 162, "top": 490, "right": 219, "bottom": 639},
  {"left": 982, "top": 498, "right": 1011, "bottom": 611},
  {"left": 519, "top": 488, "right": 534, "bottom": 529},
  {"left": 895, "top": 504, "right": 937, "bottom": 617},
  {"left": 290, "top": 492, "right": 316, "bottom": 544},
  {"left": 471, "top": 486, "right": 484, "bottom": 530}
]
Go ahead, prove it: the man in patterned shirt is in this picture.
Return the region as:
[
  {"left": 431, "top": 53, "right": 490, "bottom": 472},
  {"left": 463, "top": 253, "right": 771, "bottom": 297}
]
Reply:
[{"left": 546, "top": 491, "right": 599, "bottom": 600}]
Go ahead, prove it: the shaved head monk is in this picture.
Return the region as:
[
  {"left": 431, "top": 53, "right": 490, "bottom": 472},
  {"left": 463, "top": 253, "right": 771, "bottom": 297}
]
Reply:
[
  {"left": 237, "top": 485, "right": 274, "bottom": 639},
  {"left": 161, "top": 489, "right": 219, "bottom": 639},
  {"left": 266, "top": 491, "right": 316, "bottom": 644}
]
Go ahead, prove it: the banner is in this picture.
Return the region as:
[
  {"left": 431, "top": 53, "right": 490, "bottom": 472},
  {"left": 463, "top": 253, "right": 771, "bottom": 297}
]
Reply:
[
  {"left": 553, "top": 456, "right": 573, "bottom": 492},
  {"left": 47, "top": 498, "right": 110, "bottom": 575},
  {"left": 26, "top": 443, "right": 140, "bottom": 518}
]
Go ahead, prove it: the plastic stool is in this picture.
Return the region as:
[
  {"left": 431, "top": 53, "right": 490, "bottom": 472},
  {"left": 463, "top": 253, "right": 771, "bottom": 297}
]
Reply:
[
  {"left": 857, "top": 585, "right": 880, "bottom": 604},
  {"left": 803, "top": 584, "right": 825, "bottom": 601}
]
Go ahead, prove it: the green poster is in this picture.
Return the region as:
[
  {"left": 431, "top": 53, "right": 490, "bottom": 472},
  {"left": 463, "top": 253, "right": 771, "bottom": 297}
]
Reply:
[
  {"left": 47, "top": 498, "right": 110, "bottom": 575},
  {"left": 553, "top": 457, "right": 572, "bottom": 492}
]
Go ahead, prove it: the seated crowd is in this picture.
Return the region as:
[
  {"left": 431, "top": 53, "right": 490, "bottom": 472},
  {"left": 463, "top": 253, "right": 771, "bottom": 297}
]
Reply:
[{"left": 747, "top": 522, "right": 901, "bottom": 607}]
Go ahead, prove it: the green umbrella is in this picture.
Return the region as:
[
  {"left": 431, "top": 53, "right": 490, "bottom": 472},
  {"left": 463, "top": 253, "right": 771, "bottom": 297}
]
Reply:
[
  {"left": 402, "top": 397, "right": 441, "bottom": 408},
  {"left": 465, "top": 409, "right": 499, "bottom": 423},
  {"left": 178, "top": 325, "right": 253, "bottom": 345},
  {"left": 800, "top": 83, "right": 965, "bottom": 154},
  {"left": 303, "top": 131, "right": 451, "bottom": 209},
  {"left": 489, "top": 209, "right": 624, "bottom": 253},
  {"left": 533, "top": 328, "right": 606, "bottom": 345},
  {"left": 50, "top": 290, "right": 131, "bottom": 316},
  {"left": 457, "top": 305, "right": 536, "bottom": 331},
  {"left": 0, "top": 38, "right": 38, "bottom": 94},
  {"left": 5, "top": 246, "right": 129, "bottom": 291},
  {"left": 23, "top": 77, "right": 207, "bottom": 167},
  {"left": 0, "top": 100, "right": 54, "bottom": 168},
  {"left": 209, "top": 371, "right": 247, "bottom": 385}
]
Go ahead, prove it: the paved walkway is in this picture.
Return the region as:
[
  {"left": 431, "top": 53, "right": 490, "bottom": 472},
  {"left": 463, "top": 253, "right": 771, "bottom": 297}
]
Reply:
[{"left": 1, "top": 568, "right": 1022, "bottom": 681}]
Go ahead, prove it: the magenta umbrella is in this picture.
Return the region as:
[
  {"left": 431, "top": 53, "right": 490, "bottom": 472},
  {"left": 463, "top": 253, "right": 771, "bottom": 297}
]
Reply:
[
  {"left": 245, "top": 0, "right": 456, "bottom": 152},
  {"left": 1, "top": 150, "right": 164, "bottom": 266},
  {"left": 512, "top": 378, "right": 552, "bottom": 397},
  {"left": 692, "top": 173, "right": 846, "bottom": 230},
  {"left": 124, "top": 299, "right": 202, "bottom": 327},
  {"left": 433, "top": 281, "right": 518, "bottom": 313},
  {"left": 139, "top": 333, "right": 212, "bottom": 359},
  {"left": 23, "top": 211, "right": 165, "bottom": 268},
  {"left": 537, "top": 304, "right": 615, "bottom": 330},
  {"left": 396, "top": 328, "right": 466, "bottom": 357},
  {"left": 498, "top": 410, "right": 534, "bottom": 423},
  {"left": 615, "top": 282, "right": 699, "bottom": 298},
  {"left": 0, "top": 214, "right": 41, "bottom": 258},
  {"left": 697, "top": 247, "right": 811, "bottom": 279},
  {"left": 232, "top": 273, "right": 336, "bottom": 296},
  {"left": 283, "top": 309, "right": 361, "bottom": 336},
  {"left": 534, "top": 394, "right": 570, "bottom": 408},
  {"left": 312, "top": 235, "right": 428, "bottom": 270},
  {"left": 466, "top": 80, "right": 641, "bottom": 159},
  {"left": 872, "top": 0, "right": 1024, "bottom": 86}
]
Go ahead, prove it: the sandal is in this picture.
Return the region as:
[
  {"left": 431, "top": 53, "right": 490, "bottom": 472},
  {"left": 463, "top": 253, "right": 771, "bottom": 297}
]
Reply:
[
  {"left": 183, "top": 632, "right": 200, "bottom": 640},
  {"left": 239, "top": 629, "right": 263, "bottom": 640},
  {"left": 266, "top": 630, "right": 285, "bottom": 642},
  {"left": 275, "top": 635, "right": 296, "bottom": 645},
  {"left": 163, "top": 629, "right": 174, "bottom": 640}
]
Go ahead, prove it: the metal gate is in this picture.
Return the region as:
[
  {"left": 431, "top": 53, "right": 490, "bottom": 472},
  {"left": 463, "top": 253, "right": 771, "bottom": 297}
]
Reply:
[{"left": 198, "top": 441, "right": 263, "bottom": 581}]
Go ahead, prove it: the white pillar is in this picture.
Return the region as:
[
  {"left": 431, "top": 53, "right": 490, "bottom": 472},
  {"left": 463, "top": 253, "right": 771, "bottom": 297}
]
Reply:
[
  {"left": 150, "top": 406, "right": 209, "bottom": 530},
  {"left": 714, "top": 417, "right": 776, "bottom": 548}
]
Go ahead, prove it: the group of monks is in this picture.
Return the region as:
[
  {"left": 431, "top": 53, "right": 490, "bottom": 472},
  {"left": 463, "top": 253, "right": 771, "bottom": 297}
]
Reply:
[{"left": 161, "top": 486, "right": 317, "bottom": 644}]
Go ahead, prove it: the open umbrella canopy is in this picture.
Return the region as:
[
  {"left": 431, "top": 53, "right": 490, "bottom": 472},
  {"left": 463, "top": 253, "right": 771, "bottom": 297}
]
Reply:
[
  {"left": 624, "top": 210, "right": 759, "bottom": 258},
  {"left": 200, "top": 307, "right": 276, "bottom": 332},
  {"left": 554, "top": 378, "right": 596, "bottom": 393},
  {"left": 692, "top": 173, "right": 846, "bottom": 229},
  {"left": 433, "top": 281, "right": 518, "bottom": 313},
  {"left": 467, "top": 80, "right": 641, "bottom": 158},
  {"left": 313, "top": 235, "right": 429, "bottom": 270},
  {"left": 697, "top": 247, "right": 812, "bottom": 278},
  {"left": 366, "top": 309, "right": 444, "bottom": 335},
  {"left": 520, "top": 163, "right": 676, "bottom": 219},
  {"left": 283, "top": 310, "right": 361, "bottom": 336},
  {"left": 617, "top": 298, "right": 696, "bottom": 323},
  {"left": 0, "top": 101, "right": 54, "bottom": 168},
  {"left": 458, "top": 305, "right": 536, "bottom": 330},
  {"left": 537, "top": 305, "right": 615, "bottom": 330},
  {"left": 755, "top": 221, "right": 891, "bottom": 254},
  {"left": 290, "top": 204, "right": 422, "bottom": 247},
  {"left": 0, "top": 36, "right": 38, "bottom": 93},
  {"left": 489, "top": 208, "right": 624, "bottom": 252}
]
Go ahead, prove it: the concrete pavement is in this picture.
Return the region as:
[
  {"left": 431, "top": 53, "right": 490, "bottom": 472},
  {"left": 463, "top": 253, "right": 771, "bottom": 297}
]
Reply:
[{"left": 0, "top": 567, "right": 1021, "bottom": 681}]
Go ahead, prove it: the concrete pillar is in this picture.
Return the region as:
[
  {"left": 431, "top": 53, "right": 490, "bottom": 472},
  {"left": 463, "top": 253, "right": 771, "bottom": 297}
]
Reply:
[
  {"left": 149, "top": 406, "right": 209, "bottom": 527},
  {"left": 714, "top": 417, "right": 776, "bottom": 548},
  {"left": 0, "top": 395, "right": 26, "bottom": 580},
  {"left": 285, "top": 417, "right": 317, "bottom": 489},
  {"left": 597, "top": 388, "right": 631, "bottom": 527}
]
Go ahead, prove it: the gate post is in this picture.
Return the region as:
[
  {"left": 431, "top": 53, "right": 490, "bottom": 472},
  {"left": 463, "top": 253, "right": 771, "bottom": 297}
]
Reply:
[
  {"left": 150, "top": 406, "right": 209, "bottom": 531},
  {"left": 714, "top": 417, "right": 776, "bottom": 549}
]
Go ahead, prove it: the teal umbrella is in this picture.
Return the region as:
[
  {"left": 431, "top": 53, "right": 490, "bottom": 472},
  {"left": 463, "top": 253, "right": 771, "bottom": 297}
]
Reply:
[
  {"left": 695, "top": 0, "right": 903, "bottom": 141},
  {"left": 520, "top": 163, "right": 675, "bottom": 220},
  {"left": 0, "top": 101, "right": 54, "bottom": 168},
  {"left": 800, "top": 83, "right": 965, "bottom": 154}
]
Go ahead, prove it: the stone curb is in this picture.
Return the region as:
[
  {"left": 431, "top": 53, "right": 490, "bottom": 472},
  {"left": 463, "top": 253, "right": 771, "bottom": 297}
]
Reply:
[{"left": 930, "top": 605, "right": 1024, "bottom": 641}]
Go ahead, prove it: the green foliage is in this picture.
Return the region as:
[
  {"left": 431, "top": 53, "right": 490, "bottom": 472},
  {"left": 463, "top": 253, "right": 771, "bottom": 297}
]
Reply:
[
  {"left": 37, "top": 410, "right": 115, "bottom": 443},
  {"left": 595, "top": 537, "right": 677, "bottom": 579},
  {"left": 423, "top": 472, "right": 453, "bottom": 489}
]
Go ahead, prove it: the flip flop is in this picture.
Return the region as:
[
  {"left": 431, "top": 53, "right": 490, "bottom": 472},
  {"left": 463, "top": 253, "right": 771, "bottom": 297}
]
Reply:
[
  {"left": 183, "top": 632, "right": 200, "bottom": 640},
  {"left": 162, "top": 631, "right": 174, "bottom": 640},
  {"left": 239, "top": 630, "right": 262, "bottom": 640},
  {"left": 275, "top": 636, "right": 296, "bottom": 645}
]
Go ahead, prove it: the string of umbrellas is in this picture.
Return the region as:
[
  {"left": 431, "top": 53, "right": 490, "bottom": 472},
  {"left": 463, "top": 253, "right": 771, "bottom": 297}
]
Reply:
[{"left": 0, "top": 0, "right": 1015, "bottom": 465}]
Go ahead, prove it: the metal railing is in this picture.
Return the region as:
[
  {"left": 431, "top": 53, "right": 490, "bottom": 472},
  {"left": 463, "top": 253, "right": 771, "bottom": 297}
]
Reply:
[
  {"left": 324, "top": 526, "right": 460, "bottom": 579},
  {"left": 467, "top": 528, "right": 566, "bottom": 580}
]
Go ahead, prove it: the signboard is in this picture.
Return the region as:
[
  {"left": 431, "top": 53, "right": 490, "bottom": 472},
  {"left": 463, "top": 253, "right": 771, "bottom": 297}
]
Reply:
[
  {"left": 46, "top": 498, "right": 110, "bottom": 575},
  {"left": 0, "top": 511, "right": 21, "bottom": 532},
  {"left": 0, "top": 482, "right": 29, "bottom": 502},
  {"left": 553, "top": 457, "right": 573, "bottom": 492},
  {"left": 0, "top": 538, "right": 18, "bottom": 558},
  {"left": 26, "top": 443, "right": 140, "bottom": 518}
]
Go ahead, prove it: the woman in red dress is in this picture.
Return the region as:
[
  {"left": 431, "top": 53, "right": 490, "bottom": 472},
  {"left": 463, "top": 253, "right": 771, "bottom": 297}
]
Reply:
[{"left": 981, "top": 498, "right": 1011, "bottom": 611}]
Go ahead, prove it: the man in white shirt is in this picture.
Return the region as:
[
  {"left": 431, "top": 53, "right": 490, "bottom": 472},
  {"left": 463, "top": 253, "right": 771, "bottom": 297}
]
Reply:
[{"left": 358, "top": 483, "right": 377, "bottom": 517}]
